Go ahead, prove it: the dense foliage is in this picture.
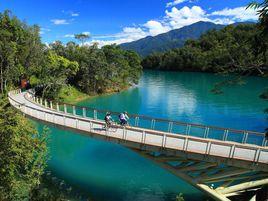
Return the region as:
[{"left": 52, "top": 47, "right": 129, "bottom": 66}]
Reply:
[
  {"left": 0, "top": 99, "right": 48, "bottom": 200},
  {"left": 49, "top": 41, "right": 142, "bottom": 95},
  {"left": 0, "top": 9, "right": 142, "bottom": 200},
  {"left": 142, "top": 24, "right": 268, "bottom": 76},
  {"left": 0, "top": 10, "right": 142, "bottom": 100},
  {"left": 120, "top": 21, "right": 224, "bottom": 57},
  {"left": 0, "top": 10, "right": 44, "bottom": 94}
]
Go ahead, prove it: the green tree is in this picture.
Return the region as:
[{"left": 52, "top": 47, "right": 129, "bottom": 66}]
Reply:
[
  {"left": 74, "top": 33, "right": 90, "bottom": 46},
  {"left": 248, "top": 0, "right": 268, "bottom": 35},
  {"left": 50, "top": 42, "right": 142, "bottom": 95},
  {"left": 0, "top": 99, "right": 48, "bottom": 200},
  {"left": 32, "top": 50, "right": 79, "bottom": 99},
  {"left": 0, "top": 10, "right": 44, "bottom": 94}
]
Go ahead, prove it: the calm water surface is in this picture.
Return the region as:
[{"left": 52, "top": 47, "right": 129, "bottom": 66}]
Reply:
[{"left": 37, "top": 71, "right": 268, "bottom": 201}]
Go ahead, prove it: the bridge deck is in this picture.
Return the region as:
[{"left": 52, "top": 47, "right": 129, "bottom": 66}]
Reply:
[{"left": 8, "top": 90, "right": 268, "bottom": 170}]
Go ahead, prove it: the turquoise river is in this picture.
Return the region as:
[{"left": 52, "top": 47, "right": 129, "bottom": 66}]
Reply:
[{"left": 36, "top": 70, "right": 268, "bottom": 201}]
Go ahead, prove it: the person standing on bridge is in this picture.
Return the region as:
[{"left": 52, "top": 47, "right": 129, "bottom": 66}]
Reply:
[{"left": 119, "top": 111, "right": 129, "bottom": 126}]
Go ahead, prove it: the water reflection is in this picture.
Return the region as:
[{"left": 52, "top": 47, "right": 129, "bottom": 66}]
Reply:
[{"left": 36, "top": 70, "right": 267, "bottom": 201}]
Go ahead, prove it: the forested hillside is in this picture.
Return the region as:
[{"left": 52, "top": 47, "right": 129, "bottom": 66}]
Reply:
[
  {"left": 142, "top": 24, "right": 268, "bottom": 76},
  {"left": 0, "top": 10, "right": 142, "bottom": 200},
  {"left": 120, "top": 21, "right": 225, "bottom": 56},
  {"left": 0, "top": 10, "right": 142, "bottom": 100}
]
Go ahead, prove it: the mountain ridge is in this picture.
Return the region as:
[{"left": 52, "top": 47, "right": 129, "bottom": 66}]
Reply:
[{"left": 120, "top": 21, "right": 253, "bottom": 57}]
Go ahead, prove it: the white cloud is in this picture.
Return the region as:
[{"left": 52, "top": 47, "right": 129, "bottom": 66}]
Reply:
[
  {"left": 51, "top": 19, "right": 69, "bottom": 25},
  {"left": 64, "top": 34, "right": 75, "bottom": 38},
  {"left": 71, "top": 12, "right": 79, "bottom": 17},
  {"left": 39, "top": 28, "right": 51, "bottom": 35},
  {"left": 165, "top": 6, "right": 210, "bottom": 29},
  {"left": 80, "top": 5, "right": 258, "bottom": 47},
  {"left": 87, "top": 27, "right": 147, "bottom": 47},
  {"left": 166, "top": 0, "right": 187, "bottom": 8},
  {"left": 82, "top": 31, "right": 90, "bottom": 35},
  {"left": 62, "top": 10, "right": 80, "bottom": 17},
  {"left": 144, "top": 20, "right": 170, "bottom": 36},
  {"left": 212, "top": 18, "right": 235, "bottom": 25},
  {"left": 210, "top": 7, "right": 258, "bottom": 21}
]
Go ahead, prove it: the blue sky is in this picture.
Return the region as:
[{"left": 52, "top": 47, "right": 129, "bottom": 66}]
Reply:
[{"left": 0, "top": 0, "right": 260, "bottom": 45}]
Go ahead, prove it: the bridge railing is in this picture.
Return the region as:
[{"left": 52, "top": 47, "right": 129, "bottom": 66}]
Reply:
[
  {"left": 27, "top": 91, "right": 267, "bottom": 147},
  {"left": 8, "top": 90, "right": 268, "bottom": 170}
]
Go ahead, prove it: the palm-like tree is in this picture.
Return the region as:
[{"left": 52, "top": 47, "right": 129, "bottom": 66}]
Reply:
[{"left": 248, "top": 0, "right": 268, "bottom": 35}]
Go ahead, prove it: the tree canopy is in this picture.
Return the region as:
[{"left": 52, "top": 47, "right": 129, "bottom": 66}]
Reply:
[
  {"left": 142, "top": 24, "right": 268, "bottom": 76},
  {"left": 0, "top": 10, "right": 44, "bottom": 94},
  {"left": 0, "top": 99, "right": 48, "bottom": 201},
  {"left": 49, "top": 42, "right": 142, "bottom": 95}
]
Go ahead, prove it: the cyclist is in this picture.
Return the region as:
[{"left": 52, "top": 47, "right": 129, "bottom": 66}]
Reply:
[
  {"left": 119, "top": 111, "right": 129, "bottom": 126},
  {"left": 104, "top": 112, "right": 113, "bottom": 129}
]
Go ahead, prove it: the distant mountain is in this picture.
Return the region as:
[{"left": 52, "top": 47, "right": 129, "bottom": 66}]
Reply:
[{"left": 120, "top": 21, "right": 225, "bottom": 57}]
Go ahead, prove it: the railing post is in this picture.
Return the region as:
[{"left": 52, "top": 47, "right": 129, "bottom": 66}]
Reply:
[
  {"left": 223, "top": 130, "right": 229, "bottom": 141},
  {"left": 261, "top": 137, "right": 267, "bottom": 147},
  {"left": 168, "top": 122, "right": 173, "bottom": 133},
  {"left": 93, "top": 110, "right": 97, "bottom": 119},
  {"left": 186, "top": 124, "right": 191, "bottom": 135},
  {"left": 134, "top": 116, "right": 139, "bottom": 127},
  {"left": 242, "top": 132, "right": 248, "bottom": 144},
  {"left": 76, "top": 119, "right": 78, "bottom": 128},
  {"left": 56, "top": 103, "right": 59, "bottom": 111},
  {"left": 83, "top": 108, "right": 86, "bottom": 117},
  {"left": 40, "top": 99, "right": 43, "bottom": 106},
  {"left": 89, "top": 122, "right": 92, "bottom": 131},
  {"left": 203, "top": 127, "right": 210, "bottom": 138},
  {"left": 45, "top": 100, "right": 48, "bottom": 108},
  {"left": 73, "top": 106, "right": 76, "bottom": 116},
  {"left": 151, "top": 119, "right": 155, "bottom": 129},
  {"left": 50, "top": 101, "right": 53, "bottom": 109},
  {"left": 205, "top": 141, "right": 212, "bottom": 155},
  {"left": 162, "top": 134, "right": 167, "bottom": 147},
  {"left": 64, "top": 104, "right": 67, "bottom": 113}
]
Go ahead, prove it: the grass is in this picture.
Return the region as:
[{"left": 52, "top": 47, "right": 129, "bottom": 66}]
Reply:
[{"left": 57, "top": 85, "right": 90, "bottom": 104}]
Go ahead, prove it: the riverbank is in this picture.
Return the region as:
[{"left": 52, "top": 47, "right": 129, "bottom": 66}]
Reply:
[
  {"left": 57, "top": 85, "right": 90, "bottom": 104},
  {"left": 57, "top": 84, "right": 131, "bottom": 104}
]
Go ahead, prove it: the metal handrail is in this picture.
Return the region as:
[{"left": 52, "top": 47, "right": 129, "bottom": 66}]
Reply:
[
  {"left": 28, "top": 91, "right": 265, "bottom": 136},
  {"left": 8, "top": 90, "right": 268, "bottom": 151},
  {"left": 25, "top": 88, "right": 268, "bottom": 149}
]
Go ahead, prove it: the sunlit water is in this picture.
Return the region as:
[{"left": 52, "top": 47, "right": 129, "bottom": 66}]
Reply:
[{"left": 36, "top": 70, "right": 268, "bottom": 201}]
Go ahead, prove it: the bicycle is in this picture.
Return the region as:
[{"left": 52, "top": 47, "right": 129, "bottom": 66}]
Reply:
[{"left": 102, "top": 121, "right": 118, "bottom": 132}]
